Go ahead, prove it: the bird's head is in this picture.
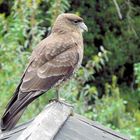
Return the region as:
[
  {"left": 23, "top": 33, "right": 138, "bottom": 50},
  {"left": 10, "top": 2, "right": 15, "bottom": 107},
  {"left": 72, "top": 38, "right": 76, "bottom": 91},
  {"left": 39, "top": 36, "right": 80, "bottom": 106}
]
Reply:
[{"left": 52, "top": 13, "right": 88, "bottom": 34}]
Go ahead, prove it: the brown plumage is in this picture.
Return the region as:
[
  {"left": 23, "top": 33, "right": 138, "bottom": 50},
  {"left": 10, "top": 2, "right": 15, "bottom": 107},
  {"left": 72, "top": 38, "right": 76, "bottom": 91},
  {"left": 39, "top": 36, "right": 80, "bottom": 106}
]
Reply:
[{"left": 1, "top": 13, "right": 88, "bottom": 131}]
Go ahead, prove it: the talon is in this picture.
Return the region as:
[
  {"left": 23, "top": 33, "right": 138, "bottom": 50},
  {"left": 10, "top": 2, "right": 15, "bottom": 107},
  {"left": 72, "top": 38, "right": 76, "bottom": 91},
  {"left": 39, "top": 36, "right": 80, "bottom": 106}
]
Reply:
[
  {"left": 58, "top": 100, "right": 74, "bottom": 108},
  {"left": 49, "top": 98, "right": 74, "bottom": 108},
  {"left": 49, "top": 98, "right": 59, "bottom": 103}
]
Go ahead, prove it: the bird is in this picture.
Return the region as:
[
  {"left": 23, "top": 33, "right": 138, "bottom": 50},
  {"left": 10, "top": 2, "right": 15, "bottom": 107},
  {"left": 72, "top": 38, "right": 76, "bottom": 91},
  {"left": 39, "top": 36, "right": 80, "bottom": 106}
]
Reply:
[{"left": 0, "top": 13, "right": 88, "bottom": 131}]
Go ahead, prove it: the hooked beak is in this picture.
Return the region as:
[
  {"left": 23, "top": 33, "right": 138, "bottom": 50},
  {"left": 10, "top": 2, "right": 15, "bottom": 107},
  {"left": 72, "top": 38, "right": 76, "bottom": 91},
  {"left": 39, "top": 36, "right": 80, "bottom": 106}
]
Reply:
[{"left": 79, "top": 22, "right": 88, "bottom": 32}]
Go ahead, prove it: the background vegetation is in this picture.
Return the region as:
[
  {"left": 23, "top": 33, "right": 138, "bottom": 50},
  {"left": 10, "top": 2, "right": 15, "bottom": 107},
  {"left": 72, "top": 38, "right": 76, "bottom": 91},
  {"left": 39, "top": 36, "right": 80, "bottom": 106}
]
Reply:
[{"left": 0, "top": 0, "right": 140, "bottom": 139}]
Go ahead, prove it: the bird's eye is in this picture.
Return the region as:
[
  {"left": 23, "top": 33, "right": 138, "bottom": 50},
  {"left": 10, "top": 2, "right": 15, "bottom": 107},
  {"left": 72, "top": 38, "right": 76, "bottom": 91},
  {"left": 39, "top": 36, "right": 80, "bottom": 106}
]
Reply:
[{"left": 73, "top": 20, "right": 80, "bottom": 24}]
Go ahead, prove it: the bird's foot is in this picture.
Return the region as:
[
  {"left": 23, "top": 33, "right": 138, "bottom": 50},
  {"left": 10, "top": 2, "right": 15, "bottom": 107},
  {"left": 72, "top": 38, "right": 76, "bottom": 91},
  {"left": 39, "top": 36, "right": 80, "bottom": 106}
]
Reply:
[
  {"left": 49, "top": 98, "right": 59, "bottom": 103},
  {"left": 58, "top": 100, "right": 74, "bottom": 108},
  {"left": 49, "top": 98, "right": 74, "bottom": 108}
]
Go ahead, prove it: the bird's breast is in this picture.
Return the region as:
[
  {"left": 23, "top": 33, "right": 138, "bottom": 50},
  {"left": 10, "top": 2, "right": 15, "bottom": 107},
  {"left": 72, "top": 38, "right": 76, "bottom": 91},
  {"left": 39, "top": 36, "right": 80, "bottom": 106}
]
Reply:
[
  {"left": 77, "top": 44, "right": 83, "bottom": 68},
  {"left": 71, "top": 33, "right": 84, "bottom": 69},
  {"left": 72, "top": 39, "right": 83, "bottom": 73}
]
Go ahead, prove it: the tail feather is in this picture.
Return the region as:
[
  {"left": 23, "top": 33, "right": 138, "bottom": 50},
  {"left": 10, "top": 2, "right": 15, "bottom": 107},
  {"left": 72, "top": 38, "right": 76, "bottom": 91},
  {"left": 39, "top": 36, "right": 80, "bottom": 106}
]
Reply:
[
  {"left": 1, "top": 91, "right": 34, "bottom": 131},
  {"left": 1, "top": 107, "right": 26, "bottom": 131},
  {"left": 1, "top": 89, "right": 43, "bottom": 132}
]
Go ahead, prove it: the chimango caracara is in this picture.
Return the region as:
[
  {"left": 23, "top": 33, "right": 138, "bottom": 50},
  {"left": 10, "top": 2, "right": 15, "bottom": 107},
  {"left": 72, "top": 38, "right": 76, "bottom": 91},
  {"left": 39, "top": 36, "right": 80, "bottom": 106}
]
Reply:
[{"left": 1, "top": 13, "right": 88, "bottom": 131}]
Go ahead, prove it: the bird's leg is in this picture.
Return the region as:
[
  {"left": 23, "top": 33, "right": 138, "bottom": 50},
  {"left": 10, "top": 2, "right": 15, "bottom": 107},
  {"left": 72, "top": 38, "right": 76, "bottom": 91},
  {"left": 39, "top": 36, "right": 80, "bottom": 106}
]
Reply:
[
  {"left": 49, "top": 87, "right": 74, "bottom": 108},
  {"left": 56, "top": 87, "right": 60, "bottom": 100},
  {"left": 54, "top": 87, "right": 65, "bottom": 102},
  {"left": 56, "top": 87, "right": 74, "bottom": 108},
  {"left": 49, "top": 87, "right": 62, "bottom": 102}
]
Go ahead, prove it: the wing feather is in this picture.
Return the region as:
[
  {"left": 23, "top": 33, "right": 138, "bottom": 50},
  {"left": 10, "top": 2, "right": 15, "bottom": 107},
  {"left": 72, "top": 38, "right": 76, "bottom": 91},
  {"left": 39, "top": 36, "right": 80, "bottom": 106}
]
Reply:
[{"left": 20, "top": 38, "right": 79, "bottom": 95}]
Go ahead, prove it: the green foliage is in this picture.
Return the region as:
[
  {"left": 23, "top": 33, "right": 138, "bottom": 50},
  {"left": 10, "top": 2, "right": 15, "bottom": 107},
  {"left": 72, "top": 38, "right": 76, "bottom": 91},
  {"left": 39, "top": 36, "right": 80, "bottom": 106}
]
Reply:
[
  {"left": 48, "top": 0, "right": 70, "bottom": 24},
  {"left": 134, "top": 63, "right": 140, "bottom": 91},
  {"left": 0, "top": 0, "right": 140, "bottom": 139},
  {"left": 92, "top": 76, "right": 140, "bottom": 140}
]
